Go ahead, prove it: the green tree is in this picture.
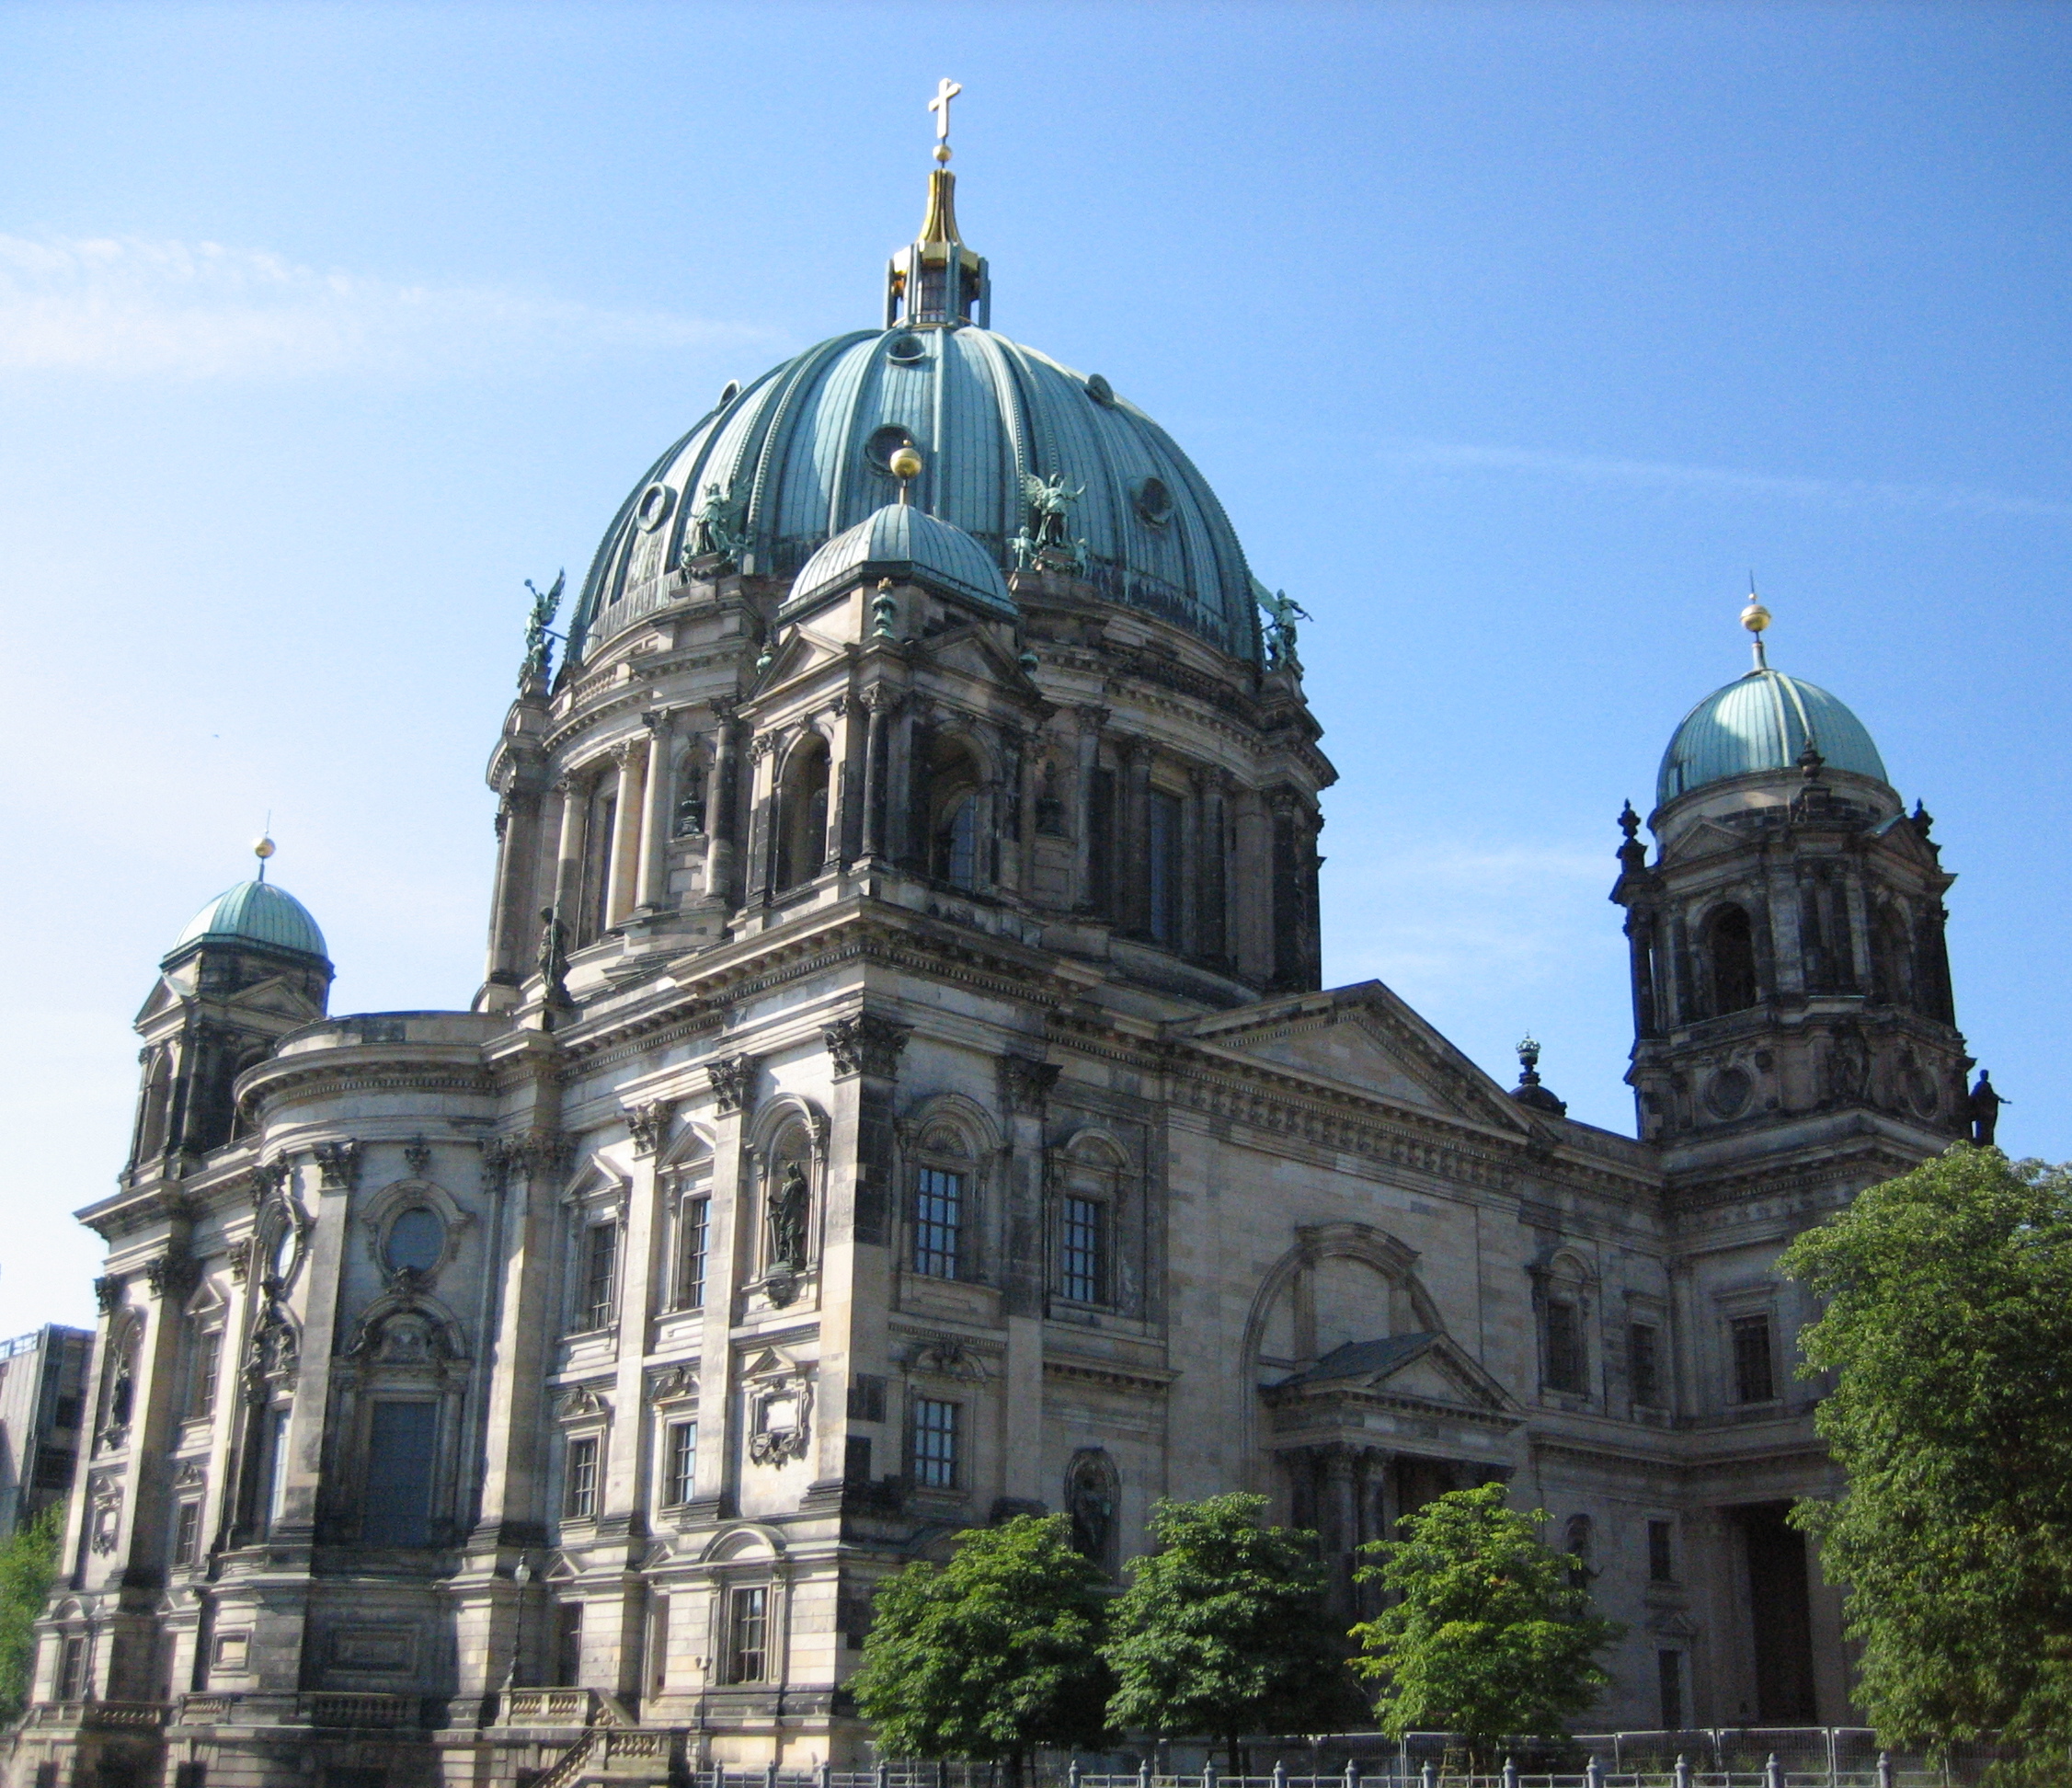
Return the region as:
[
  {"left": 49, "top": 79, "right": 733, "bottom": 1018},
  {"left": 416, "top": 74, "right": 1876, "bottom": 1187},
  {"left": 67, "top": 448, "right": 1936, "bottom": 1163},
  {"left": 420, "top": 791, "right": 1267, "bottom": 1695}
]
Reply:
[
  {"left": 1780, "top": 1145, "right": 2072, "bottom": 1786},
  {"left": 1350, "top": 1483, "right": 1620, "bottom": 1771},
  {"left": 851, "top": 1513, "right": 1113, "bottom": 1777},
  {"left": 0, "top": 1507, "right": 61, "bottom": 1723},
  {"left": 1103, "top": 1493, "right": 1360, "bottom": 1771}
]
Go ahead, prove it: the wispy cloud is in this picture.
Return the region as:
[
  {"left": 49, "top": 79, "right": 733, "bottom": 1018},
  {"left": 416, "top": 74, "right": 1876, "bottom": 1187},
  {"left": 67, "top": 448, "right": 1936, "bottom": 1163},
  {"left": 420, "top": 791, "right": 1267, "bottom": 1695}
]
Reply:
[
  {"left": 1383, "top": 438, "right": 2072, "bottom": 522},
  {"left": 0, "top": 235, "right": 775, "bottom": 378}
]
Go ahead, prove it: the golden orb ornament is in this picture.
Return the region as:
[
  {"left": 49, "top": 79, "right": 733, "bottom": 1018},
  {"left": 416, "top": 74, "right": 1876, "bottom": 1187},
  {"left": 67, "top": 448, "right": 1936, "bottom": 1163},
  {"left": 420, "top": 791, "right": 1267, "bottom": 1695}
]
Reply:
[
  {"left": 888, "top": 445, "right": 924, "bottom": 482},
  {"left": 1741, "top": 600, "right": 1771, "bottom": 636},
  {"left": 934, "top": 143, "right": 952, "bottom": 165},
  {"left": 253, "top": 835, "right": 277, "bottom": 861}
]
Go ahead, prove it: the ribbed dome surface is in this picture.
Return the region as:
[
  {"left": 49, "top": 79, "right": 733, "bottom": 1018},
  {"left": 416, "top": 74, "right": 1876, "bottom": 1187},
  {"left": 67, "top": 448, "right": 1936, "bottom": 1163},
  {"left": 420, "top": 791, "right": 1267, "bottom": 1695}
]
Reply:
[
  {"left": 568, "top": 326, "right": 1261, "bottom": 665},
  {"left": 171, "top": 880, "right": 329, "bottom": 963},
  {"left": 788, "top": 503, "right": 1013, "bottom": 615},
  {"left": 1657, "top": 669, "right": 1888, "bottom": 809}
]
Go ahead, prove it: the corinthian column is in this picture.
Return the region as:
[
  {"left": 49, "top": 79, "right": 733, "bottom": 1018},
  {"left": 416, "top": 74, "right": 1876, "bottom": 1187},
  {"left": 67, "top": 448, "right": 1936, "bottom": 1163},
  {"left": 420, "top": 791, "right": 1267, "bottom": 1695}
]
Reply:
[
  {"left": 604, "top": 739, "right": 644, "bottom": 929},
  {"left": 635, "top": 709, "right": 677, "bottom": 912}
]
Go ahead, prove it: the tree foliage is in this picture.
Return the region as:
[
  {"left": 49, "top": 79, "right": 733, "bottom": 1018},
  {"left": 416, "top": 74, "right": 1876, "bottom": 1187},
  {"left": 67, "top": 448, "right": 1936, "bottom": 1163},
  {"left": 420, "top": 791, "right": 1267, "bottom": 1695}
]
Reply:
[
  {"left": 850, "top": 1513, "right": 1114, "bottom": 1771},
  {"left": 1103, "top": 1493, "right": 1361, "bottom": 1770},
  {"left": 1780, "top": 1145, "right": 2072, "bottom": 1783},
  {"left": 0, "top": 1507, "right": 61, "bottom": 1723},
  {"left": 1350, "top": 1483, "right": 1620, "bottom": 1771}
]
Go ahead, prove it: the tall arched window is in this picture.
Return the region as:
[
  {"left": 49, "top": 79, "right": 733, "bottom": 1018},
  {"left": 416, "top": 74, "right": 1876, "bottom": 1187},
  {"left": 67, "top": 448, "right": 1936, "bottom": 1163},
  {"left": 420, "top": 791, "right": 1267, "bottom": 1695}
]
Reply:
[
  {"left": 774, "top": 737, "right": 830, "bottom": 893},
  {"left": 926, "top": 741, "right": 980, "bottom": 892},
  {"left": 1708, "top": 904, "right": 1759, "bottom": 1014},
  {"left": 1872, "top": 903, "right": 1916, "bottom": 1010}
]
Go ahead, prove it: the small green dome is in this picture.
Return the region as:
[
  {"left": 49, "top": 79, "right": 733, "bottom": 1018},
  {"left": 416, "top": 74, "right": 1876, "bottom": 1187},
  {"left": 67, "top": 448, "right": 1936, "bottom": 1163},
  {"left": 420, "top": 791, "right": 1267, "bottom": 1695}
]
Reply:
[
  {"left": 787, "top": 502, "right": 1013, "bottom": 615},
  {"left": 1657, "top": 668, "right": 1889, "bottom": 809},
  {"left": 170, "top": 879, "right": 329, "bottom": 964}
]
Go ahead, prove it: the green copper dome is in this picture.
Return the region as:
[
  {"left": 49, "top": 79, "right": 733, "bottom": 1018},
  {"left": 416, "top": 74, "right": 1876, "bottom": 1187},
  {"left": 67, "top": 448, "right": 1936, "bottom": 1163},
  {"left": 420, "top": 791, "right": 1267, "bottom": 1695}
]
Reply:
[
  {"left": 170, "top": 879, "right": 329, "bottom": 964},
  {"left": 1657, "top": 668, "right": 1889, "bottom": 810},
  {"left": 567, "top": 324, "right": 1262, "bottom": 667},
  {"left": 787, "top": 502, "right": 1013, "bottom": 616}
]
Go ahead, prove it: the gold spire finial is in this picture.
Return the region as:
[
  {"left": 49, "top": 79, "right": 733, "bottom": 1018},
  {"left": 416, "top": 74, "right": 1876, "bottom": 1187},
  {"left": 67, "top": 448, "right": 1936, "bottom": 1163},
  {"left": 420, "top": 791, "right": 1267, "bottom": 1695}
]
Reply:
[
  {"left": 1740, "top": 574, "right": 1771, "bottom": 670},
  {"left": 253, "top": 831, "right": 277, "bottom": 882}
]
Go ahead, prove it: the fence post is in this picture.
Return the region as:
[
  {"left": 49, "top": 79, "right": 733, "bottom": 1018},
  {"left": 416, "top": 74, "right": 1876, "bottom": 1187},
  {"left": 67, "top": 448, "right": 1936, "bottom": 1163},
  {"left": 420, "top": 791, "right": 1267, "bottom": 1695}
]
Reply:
[
  {"left": 1418, "top": 1766, "right": 1433, "bottom": 1788},
  {"left": 1070, "top": 1765, "right": 1082, "bottom": 1788},
  {"left": 819, "top": 1765, "right": 832, "bottom": 1788},
  {"left": 1345, "top": 1758, "right": 1359, "bottom": 1788},
  {"left": 876, "top": 1761, "right": 890, "bottom": 1788},
  {"left": 1764, "top": 1757, "right": 1782, "bottom": 1788},
  {"left": 1501, "top": 1761, "right": 1517, "bottom": 1788},
  {"left": 1585, "top": 1758, "right": 1602, "bottom": 1788},
  {"left": 1272, "top": 1762, "right": 1287, "bottom": 1788},
  {"left": 1875, "top": 1755, "right": 1892, "bottom": 1788},
  {"left": 1673, "top": 1757, "right": 1689, "bottom": 1788},
  {"left": 1140, "top": 1761, "right": 1153, "bottom": 1788},
  {"left": 1204, "top": 1758, "right": 1218, "bottom": 1788}
]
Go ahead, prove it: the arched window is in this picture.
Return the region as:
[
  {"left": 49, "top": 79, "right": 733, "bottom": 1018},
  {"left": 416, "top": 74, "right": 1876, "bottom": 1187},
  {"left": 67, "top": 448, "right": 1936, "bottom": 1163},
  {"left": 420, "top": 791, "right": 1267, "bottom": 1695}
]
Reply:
[
  {"left": 1872, "top": 903, "right": 1916, "bottom": 1010},
  {"left": 1564, "top": 1513, "right": 1595, "bottom": 1588},
  {"left": 926, "top": 740, "right": 981, "bottom": 892},
  {"left": 1707, "top": 904, "right": 1759, "bottom": 1014},
  {"left": 774, "top": 737, "right": 830, "bottom": 893}
]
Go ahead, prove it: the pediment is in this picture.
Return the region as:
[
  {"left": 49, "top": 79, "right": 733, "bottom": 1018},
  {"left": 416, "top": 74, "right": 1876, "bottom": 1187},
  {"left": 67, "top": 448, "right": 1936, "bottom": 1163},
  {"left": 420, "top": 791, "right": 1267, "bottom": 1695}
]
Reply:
[
  {"left": 915, "top": 626, "right": 1044, "bottom": 699},
  {"left": 1661, "top": 819, "right": 1748, "bottom": 865},
  {"left": 221, "top": 975, "right": 323, "bottom": 1021},
  {"left": 761, "top": 625, "right": 847, "bottom": 689},
  {"left": 1269, "top": 1330, "right": 1518, "bottom": 1416},
  {"left": 1175, "top": 982, "right": 1534, "bottom": 1136}
]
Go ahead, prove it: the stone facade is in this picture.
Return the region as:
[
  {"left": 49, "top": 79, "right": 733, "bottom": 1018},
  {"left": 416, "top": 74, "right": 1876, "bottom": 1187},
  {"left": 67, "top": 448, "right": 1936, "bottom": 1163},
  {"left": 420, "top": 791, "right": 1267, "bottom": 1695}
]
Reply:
[{"left": 14, "top": 165, "right": 1980, "bottom": 1788}]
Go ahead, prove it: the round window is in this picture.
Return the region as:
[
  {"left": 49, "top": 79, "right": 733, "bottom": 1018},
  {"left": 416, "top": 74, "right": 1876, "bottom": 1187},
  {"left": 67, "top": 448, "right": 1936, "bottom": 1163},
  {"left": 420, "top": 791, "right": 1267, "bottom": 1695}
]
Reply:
[
  {"left": 1084, "top": 372, "right": 1116, "bottom": 407},
  {"left": 385, "top": 1208, "right": 445, "bottom": 1275},
  {"left": 1130, "top": 476, "right": 1173, "bottom": 525},
  {"left": 635, "top": 483, "right": 675, "bottom": 533},
  {"left": 885, "top": 333, "right": 927, "bottom": 364},
  {"left": 865, "top": 424, "right": 919, "bottom": 472}
]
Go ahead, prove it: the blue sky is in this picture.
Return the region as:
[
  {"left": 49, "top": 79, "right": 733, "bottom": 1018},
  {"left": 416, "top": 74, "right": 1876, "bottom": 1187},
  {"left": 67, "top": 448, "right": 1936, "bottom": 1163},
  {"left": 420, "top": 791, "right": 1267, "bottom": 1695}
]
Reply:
[{"left": 1, "top": 2, "right": 2066, "bottom": 1335}]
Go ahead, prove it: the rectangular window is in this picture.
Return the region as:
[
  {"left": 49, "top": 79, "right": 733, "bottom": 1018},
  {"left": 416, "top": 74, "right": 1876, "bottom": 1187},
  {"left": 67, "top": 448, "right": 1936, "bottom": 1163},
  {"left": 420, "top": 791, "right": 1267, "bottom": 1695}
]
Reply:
[
  {"left": 1088, "top": 768, "right": 1116, "bottom": 919},
  {"left": 554, "top": 1602, "right": 584, "bottom": 1687},
  {"left": 1545, "top": 1299, "right": 1585, "bottom": 1393},
  {"left": 910, "top": 1396, "right": 959, "bottom": 1489},
  {"left": 1733, "top": 1314, "right": 1777, "bottom": 1404},
  {"left": 57, "top": 1635, "right": 86, "bottom": 1701},
  {"left": 847, "top": 1374, "right": 887, "bottom": 1423},
  {"left": 844, "top": 1436, "right": 873, "bottom": 1483},
  {"left": 727, "top": 1585, "right": 769, "bottom": 1682},
  {"left": 363, "top": 1401, "right": 438, "bottom": 1547},
  {"left": 265, "top": 1407, "right": 292, "bottom": 1527},
  {"left": 1147, "top": 788, "right": 1183, "bottom": 946},
  {"left": 1630, "top": 1322, "right": 1662, "bottom": 1407},
  {"left": 582, "top": 1222, "right": 619, "bottom": 1331},
  {"left": 1059, "top": 1196, "right": 1105, "bottom": 1305},
  {"left": 52, "top": 1396, "right": 81, "bottom": 1431},
  {"left": 188, "top": 1329, "right": 222, "bottom": 1420},
  {"left": 1648, "top": 1518, "right": 1676, "bottom": 1584},
  {"left": 563, "top": 1435, "right": 600, "bottom": 1521},
  {"left": 676, "top": 1197, "right": 709, "bottom": 1310},
  {"left": 662, "top": 1420, "right": 696, "bottom": 1507},
  {"left": 913, "top": 1168, "right": 964, "bottom": 1280},
  {"left": 174, "top": 1766, "right": 207, "bottom": 1788},
  {"left": 173, "top": 1499, "right": 202, "bottom": 1567},
  {"left": 1657, "top": 1648, "right": 1685, "bottom": 1728}
]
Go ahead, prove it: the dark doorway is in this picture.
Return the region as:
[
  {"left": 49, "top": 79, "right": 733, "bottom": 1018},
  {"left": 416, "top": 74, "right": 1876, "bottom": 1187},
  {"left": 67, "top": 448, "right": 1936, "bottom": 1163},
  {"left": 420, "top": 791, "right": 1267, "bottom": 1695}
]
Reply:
[{"left": 1739, "top": 1503, "right": 1817, "bottom": 1720}]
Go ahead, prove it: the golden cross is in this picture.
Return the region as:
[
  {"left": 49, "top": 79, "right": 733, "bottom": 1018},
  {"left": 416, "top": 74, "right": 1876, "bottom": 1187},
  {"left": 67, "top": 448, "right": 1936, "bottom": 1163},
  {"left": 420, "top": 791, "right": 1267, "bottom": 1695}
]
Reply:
[{"left": 929, "top": 77, "right": 962, "bottom": 144}]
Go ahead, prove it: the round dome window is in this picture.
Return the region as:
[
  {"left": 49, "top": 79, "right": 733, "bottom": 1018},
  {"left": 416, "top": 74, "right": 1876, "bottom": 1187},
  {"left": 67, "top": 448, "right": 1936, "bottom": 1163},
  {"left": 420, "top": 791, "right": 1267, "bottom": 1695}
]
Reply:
[
  {"left": 1130, "top": 476, "right": 1173, "bottom": 526},
  {"left": 886, "top": 333, "right": 927, "bottom": 364},
  {"left": 635, "top": 484, "right": 675, "bottom": 533},
  {"left": 385, "top": 1208, "right": 446, "bottom": 1275},
  {"left": 866, "top": 424, "right": 919, "bottom": 473},
  {"left": 1084, "top": 372, "right": 1116, "bottom": 407}
]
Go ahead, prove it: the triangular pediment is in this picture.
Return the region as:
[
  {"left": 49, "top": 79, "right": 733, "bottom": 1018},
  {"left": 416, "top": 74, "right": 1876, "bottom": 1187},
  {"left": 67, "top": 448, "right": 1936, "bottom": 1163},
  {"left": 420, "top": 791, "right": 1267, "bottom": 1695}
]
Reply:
[
  {"left": 915, "top": 625, "right": 1044, "bottom": 699},
  {"left": 1662, "top": 818, "right": 1747, "bottom": 865},
  {"left": 1174, "top": 982, "right": 1535, "bottom": 1136},
  {"left": 1270, "top": 1330, "right": 1518, "bottom": 1416}
]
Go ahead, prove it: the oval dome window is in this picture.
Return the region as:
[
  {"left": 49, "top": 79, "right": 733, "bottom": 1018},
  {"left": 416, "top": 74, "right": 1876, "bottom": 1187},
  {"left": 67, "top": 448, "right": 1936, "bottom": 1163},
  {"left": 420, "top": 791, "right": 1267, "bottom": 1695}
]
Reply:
[
  {"left": 385, "top": 1208, "right": 445, "bottom": 1275},
  {"left": 886, "top": 333, "right": 927, "bottom": 364},
  {"left": 1084, "top": 372, "right": 1116, "bottom": 407},
  {"left": 1130, "top": 476, "right": 1173, "bottom": 526},
  {"left": 866, "top": 424, "right": 919, "bottom": 473},
  {"left": 635, "top": 484, "right": 675, "bottom": 533}
]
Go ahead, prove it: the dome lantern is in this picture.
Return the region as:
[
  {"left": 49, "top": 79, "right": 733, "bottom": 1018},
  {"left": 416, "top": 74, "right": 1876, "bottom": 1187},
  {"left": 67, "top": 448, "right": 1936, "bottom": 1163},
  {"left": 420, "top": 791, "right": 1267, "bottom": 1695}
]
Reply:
[{"left": 887, "top": 79, "right": 990, "bottom": 330}]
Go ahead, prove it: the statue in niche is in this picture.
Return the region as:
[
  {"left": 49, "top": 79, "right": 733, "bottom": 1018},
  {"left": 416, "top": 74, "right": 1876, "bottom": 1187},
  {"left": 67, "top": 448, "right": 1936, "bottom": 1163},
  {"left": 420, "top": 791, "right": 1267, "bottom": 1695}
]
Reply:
[
  {"left": 1035, "top": 755, "right": 1067, "bottom": 835},
  {"left": 536, "top": 908, "right": 571, "bottom": 1007},
  {"left": 1066, "top": 1452, "right": 1115, "bottom": 1565},
  {"left": 673, "top": 780, "right": 708, "bottom": 837},
  {"left": 767, "top": 1162, "right": 811, "bottom": 1271}
]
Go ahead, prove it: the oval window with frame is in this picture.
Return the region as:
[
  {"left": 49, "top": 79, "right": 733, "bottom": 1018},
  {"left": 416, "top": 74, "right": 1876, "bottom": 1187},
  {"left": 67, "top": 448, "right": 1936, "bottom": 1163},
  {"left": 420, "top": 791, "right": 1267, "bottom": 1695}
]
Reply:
[{"left": 385, "top": 1208, "right": 446, "bottom": 1276}]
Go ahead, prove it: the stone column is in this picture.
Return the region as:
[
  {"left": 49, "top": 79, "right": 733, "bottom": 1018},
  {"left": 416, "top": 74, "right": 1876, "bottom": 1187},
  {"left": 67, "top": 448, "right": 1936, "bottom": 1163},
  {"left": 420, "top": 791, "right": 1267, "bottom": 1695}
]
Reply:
[
  {"left": 694, "top": 1054, "right": 761, "bottom": 1513},
  {"left": 1179, "top": 765, "right": 1205, "bottom": 958},
  {"left": 605, "top": 739, "right": 645, "bottom": 929},
  {"left": 998, "top": 1055, "right": 1058, "bottom": 1505},
  {"left": 744, "top": 734, "right": 779, "bottom": 905},
  {"left": 1232, "top": 784, "right": 1272, "bottom": 984},
  {"left": 706, "top": 704, "right": 741, "bottom": 905},
  {"left": 858, "top": 687, "right": 894, "bottom": 862},
  {"left": 1072, "top": 706, "right": 1105, "bottom": 912},
  {"left": 827, "top": 698, "right": 862, "bottom": 868},
  {"left": 486, "top": 788, "right": 544, "bottom": 994},
  {"left": 1118, "top": 737, "right": 1151, "bottom": 937},
  {"left": 552, "top": 772, "right": 591, "bottom": 922},
  {"left": 635, "top": 709, "right": 677, "bottom": 912}
]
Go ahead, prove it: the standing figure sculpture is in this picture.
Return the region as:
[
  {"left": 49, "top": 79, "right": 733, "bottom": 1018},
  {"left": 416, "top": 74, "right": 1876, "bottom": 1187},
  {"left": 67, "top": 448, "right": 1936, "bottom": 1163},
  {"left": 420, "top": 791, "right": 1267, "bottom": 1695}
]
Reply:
[
  {"left": 768, "top": 1161, "right": 811, "bottom": 1270},
  {"left": 536, "top": 907, "right": 571, "bottom": 1008},
  {"left": 1968, "top": 1070, "right": 2007, "bottom": 1147},
  {"left": 1258, "top": 587, "right": 1311, "bottom": 670},
  {"left": 1010, "top": 472, "right": 1087, "bottom": 573},
  {"left": 521, "top": 571, "right": 564, "bottom": 689}
]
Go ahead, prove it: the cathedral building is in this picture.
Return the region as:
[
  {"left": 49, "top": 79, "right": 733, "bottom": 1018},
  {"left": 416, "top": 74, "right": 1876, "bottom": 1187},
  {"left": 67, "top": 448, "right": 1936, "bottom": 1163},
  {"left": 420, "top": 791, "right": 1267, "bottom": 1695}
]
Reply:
[{"left": 17, "top": 118, "right": 1982, "bottom": 1788}]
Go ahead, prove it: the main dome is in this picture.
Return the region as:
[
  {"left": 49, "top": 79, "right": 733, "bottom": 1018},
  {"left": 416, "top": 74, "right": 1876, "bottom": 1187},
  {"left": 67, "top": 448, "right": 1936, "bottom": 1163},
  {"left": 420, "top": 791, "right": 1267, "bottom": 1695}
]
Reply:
[
  {"left": 1657, "top": 667, "right": 1889, "bottom": 810},
  {"left": 566, "top": 324, "right": 1263, "bottom": 667}
]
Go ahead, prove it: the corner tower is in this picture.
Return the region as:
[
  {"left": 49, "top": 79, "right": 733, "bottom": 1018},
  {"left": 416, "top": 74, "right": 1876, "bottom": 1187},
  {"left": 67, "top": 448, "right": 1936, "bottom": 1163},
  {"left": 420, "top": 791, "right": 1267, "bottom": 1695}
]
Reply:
[{"left": 1611, "top": 598, "right": 1969, "bottom": 1157}]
